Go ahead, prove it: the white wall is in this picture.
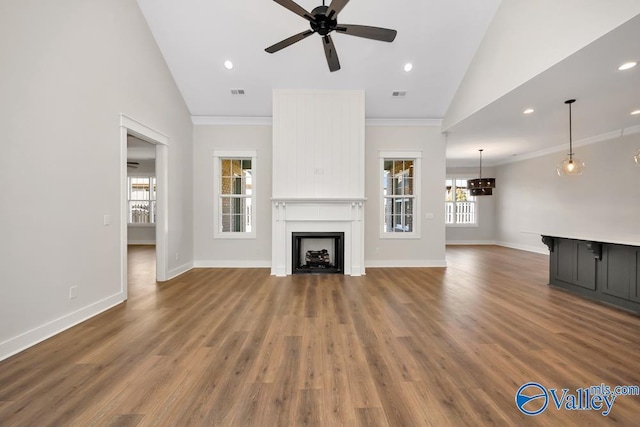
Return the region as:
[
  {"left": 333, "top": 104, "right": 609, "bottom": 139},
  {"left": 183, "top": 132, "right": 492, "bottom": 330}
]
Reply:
[
  {"left": 364, "top": 126, "right": 447, "bottom": 267},
  {"left": 127, "top": 160, "right": 156, "bottom": 176},
  {"left": 443, "top": 1, "right": 640, "bottom": 131},
  {"left": 193, "top": 125, "right": 272, "bottom": 267},
  {"left": 0, "top": 0, "right": 193, "bottom": 360},
  {"left": 192, "top": 124, "right": 447, "bottom": 268},
  {"left": 495, "top": 133, "right": 640, "bottom": 253},
  {"left": 446, "top": 166, "right": 497, "bottom": 244},
  {"left": 128, "top": 225, "right": 156, "bottom": 245}
]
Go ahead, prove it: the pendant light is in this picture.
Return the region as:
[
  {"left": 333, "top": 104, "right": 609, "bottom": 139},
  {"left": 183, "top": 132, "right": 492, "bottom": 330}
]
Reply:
[
  {"left": 468, "top": 149, "right": 495, "bottom": 196},
  {"left": 634, "top": 148, "right": 640, "bottom": 165},
  {"left": 556, "top": 99, "right": 585, "bottom": 176}
]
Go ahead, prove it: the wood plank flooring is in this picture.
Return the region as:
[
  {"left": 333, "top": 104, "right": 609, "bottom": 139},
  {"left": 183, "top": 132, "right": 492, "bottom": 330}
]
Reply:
[{"left": 1, "top": 245, "right": 640, "bottom": 426}]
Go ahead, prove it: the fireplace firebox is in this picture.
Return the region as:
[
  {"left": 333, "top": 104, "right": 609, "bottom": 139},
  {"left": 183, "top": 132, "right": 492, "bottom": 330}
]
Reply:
[{"left": 292, "top": 232, "right": 344, "bottom": 274}]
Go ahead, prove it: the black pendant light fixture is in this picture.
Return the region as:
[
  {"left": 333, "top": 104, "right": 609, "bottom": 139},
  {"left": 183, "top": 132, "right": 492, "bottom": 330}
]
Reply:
[
  {"left": 557, "top": 99, "right": 586, "bottom": 176},
  {"left": 468, "top": 149, "right": 495, "bottom": 196}
]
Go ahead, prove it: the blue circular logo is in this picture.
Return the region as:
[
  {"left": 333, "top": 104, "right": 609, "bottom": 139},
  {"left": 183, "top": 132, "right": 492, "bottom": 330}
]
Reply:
[{"left": 515, "top": 382, "right": 548, "bottom": 416}]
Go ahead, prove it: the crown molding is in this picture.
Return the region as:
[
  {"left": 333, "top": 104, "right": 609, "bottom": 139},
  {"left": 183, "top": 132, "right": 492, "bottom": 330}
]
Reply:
[
  {"left": 621, "top": 124, "right": 640, "bottom": 137},
  {"left": 192, "top": 116, "right": 272, "bottom": 126},
  {"left": 495, "top": 124, "right": 640, "bottom": 166},
  {"left": 191, "top": 116, "right": 444, "bottom": 127},
  {"left": 365, "top": 118, "right": 443, "bottom": 127}
]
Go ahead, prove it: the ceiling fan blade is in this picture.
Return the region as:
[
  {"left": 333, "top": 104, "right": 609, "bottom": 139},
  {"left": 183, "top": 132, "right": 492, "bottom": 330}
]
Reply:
[
  {"left": 335, "top": 24, "right": 397, "bottom": 42},
  {"left": 273, "top": 0, "right": 315, "bottom": 22},
  {"left": 322, "top": 35, "right": 340, "bottom": 72},
  {"left": 265, "top": 30, "right": 315, "bottom": 53},
  {"left": 325, "top": 0, "right": 349, "bottom": 19}
]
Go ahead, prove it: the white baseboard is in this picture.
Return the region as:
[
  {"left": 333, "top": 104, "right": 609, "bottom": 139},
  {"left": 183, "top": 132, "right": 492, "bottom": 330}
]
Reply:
[
  {"left": 447, "top": 240, "right": 549, "bottom": 255},
  {"left": 0, "top": 292, "right": 126, "bottom": 362},
  {"left": 194, "top": 260, "right": 271, "bottom": 268},
  {"left": 127, "top": 240, "right": 156, "bottom": 245},
  {"left": 167, "top": 262, "right": 194, "bottom": 280},
  {"left": 365, "top": 259, "right": 448, "bottom": 268},
  {"left": 496, "top": 241, "right": 549, "bottom": 255},
  {"left": 446, "top": 240, "right": 497, "bottom": 245}
]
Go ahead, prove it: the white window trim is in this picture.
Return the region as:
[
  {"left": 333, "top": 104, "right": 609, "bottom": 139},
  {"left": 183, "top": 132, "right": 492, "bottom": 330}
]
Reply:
[
  {"left": 379, "top": 150, "right": 421, "bottom": 239},
  {"left": 127, "top": 176, "right": 156, "bottom": 225},
  {"left": 446, "top": 175, "right": 479, "bottom": 228},
  {"left": 213, "top": 149, "right": 257, "bottom": 239}
]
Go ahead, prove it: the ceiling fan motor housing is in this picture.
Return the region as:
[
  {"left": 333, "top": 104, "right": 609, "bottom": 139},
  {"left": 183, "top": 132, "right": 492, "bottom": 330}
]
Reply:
[{"left": 310, "top": 6, "right": 336, "bottom": 35}]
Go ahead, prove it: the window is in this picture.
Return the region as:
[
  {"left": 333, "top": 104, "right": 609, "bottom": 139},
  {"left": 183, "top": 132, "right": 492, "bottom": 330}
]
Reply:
[
  {"left": 128, "top": 176, "right": 156, "bottom": 224},
  {"left": 445, "top": 178, "right": 476, "bottom": 225},
  {"left": 213, "top": 150, "right": 257, "bottom": 238},
  {"left": 380, "top": 151, "right": 421, "bottom": 238}
]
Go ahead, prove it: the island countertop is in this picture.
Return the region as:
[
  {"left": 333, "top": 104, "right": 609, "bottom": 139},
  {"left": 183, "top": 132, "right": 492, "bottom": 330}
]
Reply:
[{"left": 533, "top": 231, "right": 640, "bottom": 247}]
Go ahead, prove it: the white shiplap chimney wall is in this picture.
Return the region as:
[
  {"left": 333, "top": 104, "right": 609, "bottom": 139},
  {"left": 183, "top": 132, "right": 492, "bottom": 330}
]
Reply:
[
  {"left": 272, "top": 90, "right": 365, "bottom": 198},
  {"left": 271, "top": 90, "right": 366, "bottom": 276}
]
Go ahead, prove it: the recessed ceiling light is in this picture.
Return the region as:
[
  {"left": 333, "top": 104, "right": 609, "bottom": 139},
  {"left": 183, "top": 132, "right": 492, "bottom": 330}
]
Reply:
[
  {"left": 224, "top": 60, "right": 233, "bottom": 70},
  {"left": 403, "top": 63, "right": 413, "bottom": 72},
  {"left": 631, "top": 109, "right": 640, "bottom": 115},
  {"left": 523, "top": 108, "right": 535, "bottom": 114},
  {"left": 618, "top": 61, "right": 636, "bottom": 71}
]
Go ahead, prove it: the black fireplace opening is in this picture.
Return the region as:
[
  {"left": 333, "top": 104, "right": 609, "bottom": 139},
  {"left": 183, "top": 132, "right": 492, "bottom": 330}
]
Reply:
[{"left": 292, "top": 232, "right": 344, "bottom": 274}]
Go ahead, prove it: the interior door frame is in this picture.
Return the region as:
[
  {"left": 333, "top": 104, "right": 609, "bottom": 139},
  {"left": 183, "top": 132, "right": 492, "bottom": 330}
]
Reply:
[{"left": 120, "top": 114, "right": 169, "bottom": 297}]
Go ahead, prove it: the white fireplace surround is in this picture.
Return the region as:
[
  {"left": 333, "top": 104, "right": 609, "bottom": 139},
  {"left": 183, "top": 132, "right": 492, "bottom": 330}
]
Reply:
[
  {"left": 271, "top": 90, "right": 365, "bottom": 276},
  {"left": 271, "top": 198, "right": 366, "bottom": 276}
]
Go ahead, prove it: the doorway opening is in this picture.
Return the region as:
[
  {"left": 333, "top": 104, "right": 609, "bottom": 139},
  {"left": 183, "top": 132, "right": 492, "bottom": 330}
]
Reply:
[
  {"left": 120, "top": 114, "right": 169, "bottom": 298},
  {"left": 126, "top": 135, "right": 157, "bottom": 290}
]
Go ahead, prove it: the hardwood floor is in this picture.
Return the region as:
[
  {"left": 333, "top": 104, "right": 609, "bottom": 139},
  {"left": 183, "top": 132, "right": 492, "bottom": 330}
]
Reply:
[{"left": 1, "top": 245, "right": 640, "bottom": 426}]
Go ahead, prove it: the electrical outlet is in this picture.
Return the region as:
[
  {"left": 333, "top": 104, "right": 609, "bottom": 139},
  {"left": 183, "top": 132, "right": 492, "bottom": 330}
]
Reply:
[
  {"left": 175, "top": 252, "right": 179, "bottom": 261},
  {"left": 69, "top": 286, "right": 78, "bottom": 299},
  {"left": 103, "top": 215, "right": 110, "bottom": 226}
]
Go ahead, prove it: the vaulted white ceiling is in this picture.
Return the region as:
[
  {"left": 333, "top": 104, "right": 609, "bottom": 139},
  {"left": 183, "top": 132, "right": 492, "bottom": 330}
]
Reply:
[
  {"left": 136, "top": 0, "right": 501, "bottom": 119},
  {"left": 136, "top": 1, "right": 640, "bottom": 164},
  {"left": 444, "top": 13, "right": 640, "bottom": 166}
]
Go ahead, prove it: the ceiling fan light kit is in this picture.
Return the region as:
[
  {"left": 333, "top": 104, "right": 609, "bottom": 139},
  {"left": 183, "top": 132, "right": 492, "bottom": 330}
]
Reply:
[{"left": 265, "top": 0, "right": 397, "bottom": 72}]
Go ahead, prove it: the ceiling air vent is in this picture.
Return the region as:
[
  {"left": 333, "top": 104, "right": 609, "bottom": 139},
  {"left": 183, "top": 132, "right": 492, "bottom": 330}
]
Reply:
[
  {"left": 392, "top": 91, "right": 407, "bottom": 97},
  {"left": 231, "top": 89, "right": 245, "bottom": 95}
]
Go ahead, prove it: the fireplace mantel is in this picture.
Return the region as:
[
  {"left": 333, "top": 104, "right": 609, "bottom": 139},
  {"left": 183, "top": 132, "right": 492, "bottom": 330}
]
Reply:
[
  {"left": 272, "top": 198, "right": 367, "bottom": 204},
  {"left": 271, "top": 198, "right": 365, "bottom": 276}
]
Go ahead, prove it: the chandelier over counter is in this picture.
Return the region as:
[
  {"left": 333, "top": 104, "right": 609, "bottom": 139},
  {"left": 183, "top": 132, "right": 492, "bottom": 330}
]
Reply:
[
  {"left": 557, "top": 99, "right": 586, "bottom": 176},
  {"left": 468, "top": 149, "right": 495, "bottom": 196}
]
